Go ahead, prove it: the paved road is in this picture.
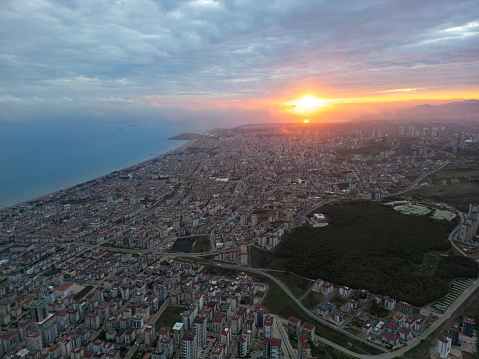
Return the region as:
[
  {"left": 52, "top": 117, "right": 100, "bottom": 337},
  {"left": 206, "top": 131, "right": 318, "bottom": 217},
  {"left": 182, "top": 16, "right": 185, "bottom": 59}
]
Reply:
[
  {"left": 341, "top": 296, "right": 373, "bottom": 329},
  {"left": 449, "top": 211, "right": 467, "bottom": 257},
  {"left": 273, "top": 316, "right": 295, "bottom": 359},
  {"left": 385, "top": 160, "right": 450, "bottom": 198},
  {"left": 299, "top": 284, "right": 313, "bottom": 301},
  {"left": 84, "top": 161, "right": 475, "bottom": 359},
  {"left": 215, "top": 261, "right": 479, "bottom": 359},
  {"left": 215, "top": 262, "right": 388, "bottom": 357},
  {"left": 85, "top": 223, "right": 477, "bottom": 358}
]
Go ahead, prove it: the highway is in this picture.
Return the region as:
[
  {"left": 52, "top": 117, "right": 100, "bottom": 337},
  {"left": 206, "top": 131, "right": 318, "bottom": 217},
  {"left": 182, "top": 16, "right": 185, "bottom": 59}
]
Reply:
[{"left": 385, "top": 160, "right": 450, "bottom": 198}]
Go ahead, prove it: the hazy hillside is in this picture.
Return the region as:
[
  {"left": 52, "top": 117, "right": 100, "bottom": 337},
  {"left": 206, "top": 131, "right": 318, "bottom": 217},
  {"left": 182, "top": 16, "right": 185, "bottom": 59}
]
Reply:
[
  {"left": 353, "top": 99, "right": 479, "bottom": 122},
  {"left": 400, "top": 99, "right": 479, "bottom": 120}
]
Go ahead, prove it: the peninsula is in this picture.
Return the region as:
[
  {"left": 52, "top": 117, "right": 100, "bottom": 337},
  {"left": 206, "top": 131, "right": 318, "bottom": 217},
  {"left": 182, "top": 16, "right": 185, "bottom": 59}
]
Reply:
[{"left": 168, "top": 133, "right": 203, "bottom": 140}]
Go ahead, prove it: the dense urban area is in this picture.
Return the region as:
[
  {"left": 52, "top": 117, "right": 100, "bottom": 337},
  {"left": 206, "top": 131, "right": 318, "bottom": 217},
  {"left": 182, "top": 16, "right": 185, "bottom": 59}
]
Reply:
[{"left": 1, "top": 120, "right": 479, "bottom": 359}]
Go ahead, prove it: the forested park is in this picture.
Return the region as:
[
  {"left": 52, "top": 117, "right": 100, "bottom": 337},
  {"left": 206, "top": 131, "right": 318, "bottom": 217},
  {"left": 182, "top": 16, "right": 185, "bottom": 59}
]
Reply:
[{"left": 257, "top": 202, "right": 478, "bottom": 306}]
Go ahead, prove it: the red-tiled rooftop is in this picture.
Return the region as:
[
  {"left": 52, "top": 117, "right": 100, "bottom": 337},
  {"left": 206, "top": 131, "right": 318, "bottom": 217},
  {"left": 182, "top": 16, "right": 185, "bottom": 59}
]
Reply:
[{"left": 288, "top": 316, "right": 300, "bottom": 324}]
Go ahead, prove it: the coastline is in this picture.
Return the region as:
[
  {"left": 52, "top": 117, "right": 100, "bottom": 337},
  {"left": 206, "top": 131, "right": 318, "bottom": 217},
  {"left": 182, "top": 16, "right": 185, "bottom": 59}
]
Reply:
[{"left": 0, "top": 137, "right": 198, "bottom": 212}]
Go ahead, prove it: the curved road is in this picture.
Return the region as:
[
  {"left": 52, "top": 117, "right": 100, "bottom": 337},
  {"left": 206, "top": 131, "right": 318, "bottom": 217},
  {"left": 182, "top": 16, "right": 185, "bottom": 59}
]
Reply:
[
  {"left": 385, "top": 160, "right": 449, "bottom": 198},
  {"left": 92, "top": 220, "right": 477, "bottom": 359},
  {"left": 91, "top": 157, "right": 474, "bottom": 359},
  {"left": 214, "top": 261, "right": 479, "bottom": 359},
  {"left": 449, "top": 211, "right": 467, "bottom": 257},
  {"left": 216, "top": 262, "right": 389, "bottom": 357}
]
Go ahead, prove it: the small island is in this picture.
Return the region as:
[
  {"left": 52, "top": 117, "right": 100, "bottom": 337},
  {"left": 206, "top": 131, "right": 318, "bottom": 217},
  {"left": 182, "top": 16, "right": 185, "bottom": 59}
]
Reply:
[{"left": 168, "top": 132, "right": 203, "bottom": 140}]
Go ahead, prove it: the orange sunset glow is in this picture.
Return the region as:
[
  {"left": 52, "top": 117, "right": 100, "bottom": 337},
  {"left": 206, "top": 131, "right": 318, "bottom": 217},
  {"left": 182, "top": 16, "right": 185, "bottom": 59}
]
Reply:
[
  {"left": 266, "top": 85, "right": 478, "bottom": 123},
  {"left": 283, "top": 94, "right": 333, "bottom": 116},
  {"left": 3, "top": 4, "right": 479, "bottom": 355},
  {"left": 1, "top": 0, "right": 477, "bottom": 127}
]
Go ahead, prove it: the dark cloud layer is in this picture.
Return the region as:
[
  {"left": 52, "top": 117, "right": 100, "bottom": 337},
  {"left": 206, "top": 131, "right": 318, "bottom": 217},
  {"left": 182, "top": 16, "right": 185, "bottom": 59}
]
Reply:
[{"left": 0, "top": 0, "right": 478, "bottom": 120}]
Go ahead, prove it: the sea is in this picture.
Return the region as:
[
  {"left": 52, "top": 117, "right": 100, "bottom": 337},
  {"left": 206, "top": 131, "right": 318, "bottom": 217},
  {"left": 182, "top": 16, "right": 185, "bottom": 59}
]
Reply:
[{"left": 0, "top": 120, "right": 192, "bottom": 209}]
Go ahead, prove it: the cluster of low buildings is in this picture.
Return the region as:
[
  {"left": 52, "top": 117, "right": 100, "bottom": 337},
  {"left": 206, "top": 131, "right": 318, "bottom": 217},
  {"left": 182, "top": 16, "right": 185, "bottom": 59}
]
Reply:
[
  {"left": 314, "top": 282, "right": 365, "bottom": 323},
  {"left": 361, "top": 309, "right": 427, "bottom": 348},
  {"left": 312, "top": 280, "right": 430, "bottom": 349}
]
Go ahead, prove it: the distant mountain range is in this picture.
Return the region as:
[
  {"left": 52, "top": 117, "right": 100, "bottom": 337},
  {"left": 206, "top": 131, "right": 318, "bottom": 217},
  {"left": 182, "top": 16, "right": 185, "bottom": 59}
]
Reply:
[
  {"left": 351, "top": 99, "right": 479, "bottom": 122},
  {"left": 400, "top": 99, "right": 479, "bottom": 120}
]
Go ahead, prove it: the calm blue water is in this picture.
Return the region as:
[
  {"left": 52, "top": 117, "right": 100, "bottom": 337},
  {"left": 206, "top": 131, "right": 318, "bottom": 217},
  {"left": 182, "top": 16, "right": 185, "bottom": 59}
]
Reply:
[{"left": 0, "top": 121, "right": 190, "bottom": 209}]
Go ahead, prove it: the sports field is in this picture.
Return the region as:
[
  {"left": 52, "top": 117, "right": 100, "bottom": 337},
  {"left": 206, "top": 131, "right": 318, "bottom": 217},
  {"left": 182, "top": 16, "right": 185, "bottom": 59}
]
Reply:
[
  {"left": 394, "top": 203, "right": 430, "bottom": 215},
  {"left": 434, "top": 210, "right": 455, "bottom": 221},
  {"left": 406, "top": 162, "right": 479, "bottom": 211}
]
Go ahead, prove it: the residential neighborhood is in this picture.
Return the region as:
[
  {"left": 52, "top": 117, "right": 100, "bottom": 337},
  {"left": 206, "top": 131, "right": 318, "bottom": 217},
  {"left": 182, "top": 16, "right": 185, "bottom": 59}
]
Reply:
[{"left": 1, "top": 122, "right": 479, "bottom": 359}]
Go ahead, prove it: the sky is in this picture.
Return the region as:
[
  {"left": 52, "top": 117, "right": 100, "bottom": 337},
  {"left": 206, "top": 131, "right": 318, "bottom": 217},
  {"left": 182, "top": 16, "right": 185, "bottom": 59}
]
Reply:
[{"left": 1, "top": 0, "right": 478, "bottom": 126}]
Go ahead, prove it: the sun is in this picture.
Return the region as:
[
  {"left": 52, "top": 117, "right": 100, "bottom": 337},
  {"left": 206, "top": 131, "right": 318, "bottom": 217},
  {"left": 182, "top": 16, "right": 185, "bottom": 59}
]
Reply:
[
  {"left": 284, "top": 94, "right": 332, "bottom": 116},
  {"left": 303, "top": 119, "right": 311, "bottom": 124},
  {"left": 297, "top": 96, "right": 320, "bottom": 110}
]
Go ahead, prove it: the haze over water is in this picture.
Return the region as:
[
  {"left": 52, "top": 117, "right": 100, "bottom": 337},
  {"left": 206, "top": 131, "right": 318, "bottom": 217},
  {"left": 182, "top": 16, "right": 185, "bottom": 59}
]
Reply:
[{"left": 0, "top": 120, "right": 188, "bottom": 209}]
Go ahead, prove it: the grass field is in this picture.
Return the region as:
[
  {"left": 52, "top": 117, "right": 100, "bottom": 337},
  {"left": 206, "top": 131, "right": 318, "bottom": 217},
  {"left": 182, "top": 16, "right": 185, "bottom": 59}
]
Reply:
[
  {"left": 310, "top": 342, "right": 358, "bottom": 359},
  {"left": 120, "top": 347, "right": 130, "bottom": 358},
  {"left": 154, "top": 306, "right": 187, "bottom": 331},
  {"left": 302, "top": 290, "right": 327, "bottom": 310},
  {"left": 435, "top": 210, "right": 454, "bottom": 220},
  {"left": 131, "top": 350, "right": 148, "bottom": 359},
  {"left": 251, "top": 209, "right": 277, "bottom": 222},
  {"left": 267, "top": 271, "right": 312, "bottom": 298},
  {"left": 407, "top": 162, "right": 479, "bottom": 211},
  {"left": 336, "top": 137, "right": 428, "bottom": 159},
  {"left": 255, "top": 273, "right": 383, "bottom": 356},
  {"left": 462, "top": 291, "right": 479, "bottom": 332},
  {"left": 403, "top": 341, "right": 424, "bottom": 358},
  {"left": 42, "top": 268, "right": 61, "bottom": 276},
  {"left": 191, "top": 236, "right": 211, "bottom": 253},
  {"left": 411, "top": 251, "right": 442, "bottom": 276},
  {"left": 367, "top": 302, "right": 390, "bottom": 319},
  {"left": 464, "top": 294, "right": 479, "bottom": 317},
  {"left": 453, "top": 241, "right": 479, "bottom": 260},
  {"left": 409, "top": 183, "right": 479, "bottom": 211},
  {"left": 336, "top": 144, "right": 388, "bottom": 158},
  {"left": 394, "top": 203, "right": 430, "bottom": 215}
]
